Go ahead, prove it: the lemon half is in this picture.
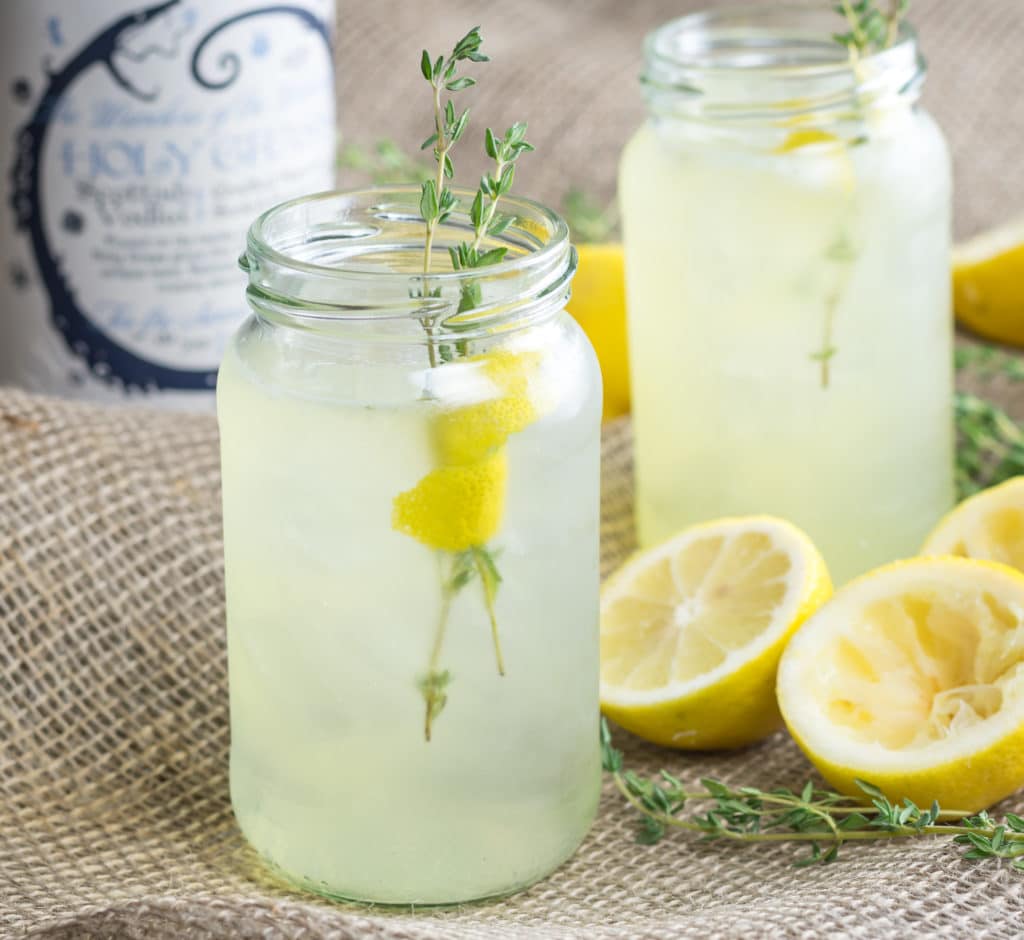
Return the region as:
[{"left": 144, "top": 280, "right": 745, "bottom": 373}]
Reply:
[
  {"left": 778, "top": 557, "right": 1024, "bottom": 812},
  {"left": 922, "top": 475, "right": 1024, "bottom": 572},
  {"left": 600, "top": 517, "right": 832, "bottom": 750}
]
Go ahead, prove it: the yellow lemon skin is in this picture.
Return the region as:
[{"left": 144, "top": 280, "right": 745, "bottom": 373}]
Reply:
[
  {"left": 392, "top": 451, "right": 507, "bottom": 553},
  {"left": 565, "top": 243, "right": 630, "bottom": 421},
  {"left": 433, "top": 351, "right": 540, "bottom": 465},
  {"left": 785, "top": 718, "right": 1024, "bottom": 815},
  {"left": 600, "top": 517, "right": 832, "bottom": 751},
  {"left": 774, "top": 128, "right": 843, "bottom": 152},
  {"left": 392, "top": 348, "right": 542, "bottom": 553},
  {"left": 921, "top": 475, "right": 1024, "bottom": 571},
  {"left": 953, "top": 225, "right": 1024, "bottom": 347},
  {"left": 602, "top": 641, "right": 801, "bottom": 751},
  {"left": 778, "top": 557, "right": 1024, "bottom": 813}
]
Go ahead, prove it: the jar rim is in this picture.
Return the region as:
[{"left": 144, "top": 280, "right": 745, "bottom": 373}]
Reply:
[
  {"left": 240, "top": 186, "right": 576, "bottom": 340},
  {"left": 642, "top": 3, "right": 924, "bottom": 125}
]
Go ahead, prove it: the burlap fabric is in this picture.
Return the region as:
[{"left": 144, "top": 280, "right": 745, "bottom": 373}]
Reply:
[
  {"left": 3, "top": 387, "right": 1024, "bottom": 939},
  {"left": 340, "top": 0, "right": 1024, "bottom": 241}
]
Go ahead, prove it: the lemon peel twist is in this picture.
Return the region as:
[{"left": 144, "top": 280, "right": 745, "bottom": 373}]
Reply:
[{"left": 392, "top": 349, "right": 542, "bottom": 739}]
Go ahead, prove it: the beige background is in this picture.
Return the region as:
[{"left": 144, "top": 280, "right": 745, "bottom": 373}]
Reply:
[{"left": 336, "top": 0, "right": 1024, "bottom": 240}]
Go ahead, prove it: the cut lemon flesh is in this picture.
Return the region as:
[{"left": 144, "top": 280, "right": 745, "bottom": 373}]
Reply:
[
  {"left": 922, "top": 476, "right": 1024, "bottom": 572},
  {"left": 600, "top": 517, "right": 832, "bottom": 750},
  {"left": 778, "top": 557, "right": 1024, "bottom": 812}
]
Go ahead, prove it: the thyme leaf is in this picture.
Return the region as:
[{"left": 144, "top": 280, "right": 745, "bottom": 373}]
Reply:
[
  {"left": 411, "top": 29, "right": 531, "bottom": 739},
  {"left": 602, "top": 719, "right": 1024, "bottom": 871},
  {"left": 954, "top": 342, "right": 1024, "bottom": 498}
]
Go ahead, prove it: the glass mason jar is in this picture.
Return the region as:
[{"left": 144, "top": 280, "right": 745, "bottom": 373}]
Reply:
[
  {"left": 218, "top": 188, "right": 602, "bottom": 905},
  {"left": 620, "top": 6, "right": 953, "bottom": 584}
]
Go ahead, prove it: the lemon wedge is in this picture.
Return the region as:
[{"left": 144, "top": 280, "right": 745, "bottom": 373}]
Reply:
[
  {"left": 954, "top": 216, "right": 1024, "bottom": 347},
  {"left": 778, "top": 557, "right": 1024, "bottom": 812},
  {"left": 921, "top": 476, "right": 1024, "bottom": 571},
  {"left": 600, "top": 517, "right": 832, "bottom": 750}
]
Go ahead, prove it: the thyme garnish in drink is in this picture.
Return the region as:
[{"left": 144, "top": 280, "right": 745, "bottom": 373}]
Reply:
[
  {"left": 393, "top": 27, "right": 536, "bottom": 740},
  {"left": 807, "top": 1, "right": 912, "bottom": 387}
]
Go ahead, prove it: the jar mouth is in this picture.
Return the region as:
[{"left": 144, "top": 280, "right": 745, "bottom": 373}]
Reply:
[
  {"left": 643, "top": 3, "right": 924, "bottom": 125},
  {"left": 241, "top": 187, "right": 575, "bottom": 340}
]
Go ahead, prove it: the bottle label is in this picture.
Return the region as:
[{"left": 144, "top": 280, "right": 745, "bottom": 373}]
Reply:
[{"left": 1, "top": 0, "right": 335, "bottom": 403}]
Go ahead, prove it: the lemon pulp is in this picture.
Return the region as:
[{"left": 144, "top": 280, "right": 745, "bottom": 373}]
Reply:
[
  {"left": 778, "top": 557, "right": 1024, "bottom": 811},
  {"left": 600, "top": 516, "right": 832, "bottom": 750}
]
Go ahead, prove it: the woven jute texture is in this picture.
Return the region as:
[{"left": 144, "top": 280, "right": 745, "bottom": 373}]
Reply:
[{"left": 4, "top": 387, "right": 1024, "bottom": 940}]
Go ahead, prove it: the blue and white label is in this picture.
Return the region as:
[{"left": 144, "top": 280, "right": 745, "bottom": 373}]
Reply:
[{"left": 1, "top": 0, "right": 335, "bottom": 405}]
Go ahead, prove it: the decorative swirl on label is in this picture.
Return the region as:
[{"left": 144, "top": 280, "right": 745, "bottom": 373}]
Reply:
[
  {"left": 191, "top": 5, "right": 331, "bottom": 90},
  {"left": 8, "top": 1, "right": 333, "bottom": 392}
]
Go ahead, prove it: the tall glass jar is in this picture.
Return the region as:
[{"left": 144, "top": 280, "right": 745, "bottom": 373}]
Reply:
[
  {"left": 218, "top": 188, "right": 602, "bottom": 905},
  {"left": 620, "top": 6, "right": 953, "bottom": 584}
]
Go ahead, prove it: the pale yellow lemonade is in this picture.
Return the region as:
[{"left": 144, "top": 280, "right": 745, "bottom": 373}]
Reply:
[
  {"left": 218, "top": 304, "right": 601, "bottom": 903},
  {"left": 620, "top": 34, "right": 954, "bottom": 584}
]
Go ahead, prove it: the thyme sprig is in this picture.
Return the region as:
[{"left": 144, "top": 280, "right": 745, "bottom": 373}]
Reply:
[
  {"left": 602, "top": 720, "right": 1024, "bottom": 871},
  {"left": 809, "top": 2, "right": 910, "bottom": 388},
  {"left": 412, "top": 28, "right": 533, "bottom": 741},
  {"left": 417, "top": 27, "right": 487, "bottom": 367},
  {"left": 835, "top": 0, "right": 910, "bottom": 57},
  {"left": 954, "top": 343, "right": 1024, "bottom": 498}
]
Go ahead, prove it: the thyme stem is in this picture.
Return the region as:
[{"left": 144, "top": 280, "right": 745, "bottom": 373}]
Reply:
[
  {"left": 411, "top": 29, "right": 531, "bottom": 740},
  {"left": 472, "top": 547, "right": 505, "bottom": 675},
  {"left": 603, "top": 719, "right": 1024, "bottom": 870},
  {"left": 423, "top": 82, "right": 447, "bottom": 279},
  {"left": 421, "top": 559, "right": 455, "bottom": 743},
  {"left": 420, "top": 75, "right": 450, "bottom": 369},
  {"left": 812, "top": 1, "right": 910, "bottom": 386}
]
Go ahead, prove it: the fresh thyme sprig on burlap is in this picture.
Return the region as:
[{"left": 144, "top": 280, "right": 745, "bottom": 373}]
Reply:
[
  {"left": 955, "top": 343, "right": 1024, "bottom": 498},
  {"left": 409, "top": 27, "right": 534, "bottom": 741},
  {"left": 602, "top": 720, "right": 1024, "bottom": 870}
]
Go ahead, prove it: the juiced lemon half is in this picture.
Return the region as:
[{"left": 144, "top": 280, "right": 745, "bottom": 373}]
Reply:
[
  {"left": 777, "top": 557, "right": 1024, "bottom": 812},
  {"left": 921, "top": 476, "right": 1024, "bottom": 572},
  {"left": 600, "top": 517, "right": 832, "bottom": 750}
]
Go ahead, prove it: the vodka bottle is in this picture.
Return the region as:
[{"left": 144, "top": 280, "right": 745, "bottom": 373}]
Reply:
[{"left": 0, "top": 0, "right": 336, "bottom": 407}]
